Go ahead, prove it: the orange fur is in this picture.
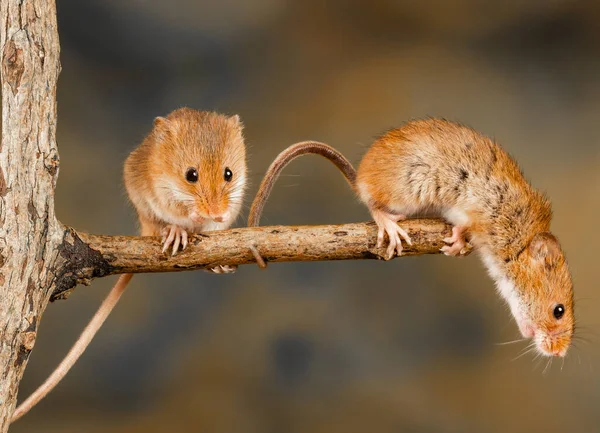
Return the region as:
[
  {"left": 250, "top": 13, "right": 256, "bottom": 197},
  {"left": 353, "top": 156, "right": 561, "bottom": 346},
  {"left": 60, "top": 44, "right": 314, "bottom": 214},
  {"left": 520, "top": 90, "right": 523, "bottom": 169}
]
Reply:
[
  {"left": 12, "top": 109, "right": 247, "bottom": 423},
  {"left": 125, "top": 108, "right": 247, "bottom": 233},
  {"left": 356, "top": 119, "right": 574, "bottom": 357}
]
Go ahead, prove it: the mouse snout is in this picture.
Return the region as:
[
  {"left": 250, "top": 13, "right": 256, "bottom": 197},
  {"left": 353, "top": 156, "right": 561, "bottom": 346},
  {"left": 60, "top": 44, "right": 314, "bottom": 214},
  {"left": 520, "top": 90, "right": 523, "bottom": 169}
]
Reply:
[
  {"left": 539, "top": 337, "right": 569, "bottom": 357},
  {"left": 190, "top": 203, "right": 231, "bottom": 224},
  {"left": 536, "top": 328, "right": 572, "bottom": 357},
  {"left": 210, "top": 209, "right": 231, "bottom": 223}
]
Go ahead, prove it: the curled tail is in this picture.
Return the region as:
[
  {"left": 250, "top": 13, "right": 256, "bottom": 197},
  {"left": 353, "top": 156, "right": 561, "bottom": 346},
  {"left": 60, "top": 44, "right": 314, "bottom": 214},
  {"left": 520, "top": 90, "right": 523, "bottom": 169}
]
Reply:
[
  {"left": 11, "top": 273, "right": 133, "bottom": 423},
  {"left": 248, "top": 141, "right": 356, "bottom": 227}
]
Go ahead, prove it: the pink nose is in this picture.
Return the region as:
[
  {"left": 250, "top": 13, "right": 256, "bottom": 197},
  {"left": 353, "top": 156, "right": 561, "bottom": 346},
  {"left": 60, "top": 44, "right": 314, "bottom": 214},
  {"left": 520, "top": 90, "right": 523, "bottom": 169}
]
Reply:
[
  {"left": 211, "top": 211, "right": 230, "bottom": 223},
  {"left": 552, "top": 346, "right": 568, "bottom": 357}
]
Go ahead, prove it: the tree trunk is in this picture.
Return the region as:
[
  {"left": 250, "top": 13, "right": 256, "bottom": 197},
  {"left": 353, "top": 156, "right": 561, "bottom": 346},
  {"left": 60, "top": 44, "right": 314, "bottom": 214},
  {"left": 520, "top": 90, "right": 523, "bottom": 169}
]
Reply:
[{"left": 0, "top": 0, "right": 62, "bottom": 431}]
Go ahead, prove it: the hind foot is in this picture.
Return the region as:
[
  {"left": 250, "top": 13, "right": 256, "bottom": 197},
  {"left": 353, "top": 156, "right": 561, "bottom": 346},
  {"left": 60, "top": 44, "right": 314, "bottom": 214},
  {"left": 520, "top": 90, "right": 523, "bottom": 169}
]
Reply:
[{"left": 371, "top": 208, "right": 412, "bottom": 260}]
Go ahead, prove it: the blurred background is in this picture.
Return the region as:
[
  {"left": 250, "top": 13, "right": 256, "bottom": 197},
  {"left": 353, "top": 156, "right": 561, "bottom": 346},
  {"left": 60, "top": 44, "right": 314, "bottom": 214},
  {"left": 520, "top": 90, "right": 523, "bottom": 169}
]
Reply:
[{"left": 11, "top": 0, "right": 600, "bottom": 432}]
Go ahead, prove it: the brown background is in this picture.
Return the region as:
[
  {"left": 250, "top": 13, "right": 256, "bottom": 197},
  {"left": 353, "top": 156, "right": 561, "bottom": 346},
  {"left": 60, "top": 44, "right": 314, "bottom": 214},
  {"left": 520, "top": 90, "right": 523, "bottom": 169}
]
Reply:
[{"left": 10, "top": 1, "right": 600, "bottom": 432}]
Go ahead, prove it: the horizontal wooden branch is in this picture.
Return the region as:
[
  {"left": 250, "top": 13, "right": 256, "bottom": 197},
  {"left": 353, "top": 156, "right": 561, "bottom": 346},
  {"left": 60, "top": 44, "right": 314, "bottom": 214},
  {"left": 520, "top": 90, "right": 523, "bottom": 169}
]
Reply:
[{"left": 53, "top": 219, "right": 452, "bottom": 300}]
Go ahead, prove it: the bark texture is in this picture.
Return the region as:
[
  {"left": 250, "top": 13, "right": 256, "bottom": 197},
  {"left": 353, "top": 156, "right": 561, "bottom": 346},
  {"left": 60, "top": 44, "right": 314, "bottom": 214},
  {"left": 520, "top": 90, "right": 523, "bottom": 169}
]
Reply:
[
  {"left": 0, "top": 1, "right": 63, "bottom": 430},
  {"left": 52, "top": 219, "right": 452, "bottom": 300}
]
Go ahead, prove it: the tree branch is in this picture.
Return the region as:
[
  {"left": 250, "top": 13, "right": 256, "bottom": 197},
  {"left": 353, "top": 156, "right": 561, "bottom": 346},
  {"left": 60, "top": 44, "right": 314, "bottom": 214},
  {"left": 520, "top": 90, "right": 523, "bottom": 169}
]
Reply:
[{"left": 52, "top": 219, "right": 452, "bottom": 300}]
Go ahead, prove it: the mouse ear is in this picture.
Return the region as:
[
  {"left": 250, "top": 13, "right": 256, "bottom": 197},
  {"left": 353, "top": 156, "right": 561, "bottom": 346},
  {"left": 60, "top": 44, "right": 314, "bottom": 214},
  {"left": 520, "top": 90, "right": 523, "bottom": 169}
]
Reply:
[
  {"left": 229, "top": 114, "right": 243, "bottom": 129},
  {"left": 529, "top": 232, "right": 562, "bottom": 269},
  {"left": 153, "top": 116, "right": 168, "bottom": 128},
  {"left": 152, "top": 116, "right": 173, "bottom": 141}
]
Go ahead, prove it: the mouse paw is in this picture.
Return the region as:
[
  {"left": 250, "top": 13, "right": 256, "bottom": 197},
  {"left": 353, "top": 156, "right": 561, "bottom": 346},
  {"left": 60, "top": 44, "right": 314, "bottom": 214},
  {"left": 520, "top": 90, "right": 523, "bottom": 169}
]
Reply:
[
  {"left": 207, "top": 265, "right": 237, "bottom": 274},
  {"left": 440, "top": 226, "right": 472, "bottom": 256},
  {"left": 161, "top": 224, "right": 189, "bottom": 256},
  {"left": 372, "top": 209, "right": 411, "bottom": 260}
]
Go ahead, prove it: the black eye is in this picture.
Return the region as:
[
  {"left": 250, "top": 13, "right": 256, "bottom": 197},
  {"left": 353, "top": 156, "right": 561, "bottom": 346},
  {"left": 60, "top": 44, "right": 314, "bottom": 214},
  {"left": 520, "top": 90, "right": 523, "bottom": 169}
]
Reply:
[
  {"left": 224, "top": 167, "right": 233, "bottom": 182},
  {"left": 185, "top": 167, "right": 198, "bottom": 183},
  {"left": 553, "top": 304, "right": 565, "bottom": 320}
]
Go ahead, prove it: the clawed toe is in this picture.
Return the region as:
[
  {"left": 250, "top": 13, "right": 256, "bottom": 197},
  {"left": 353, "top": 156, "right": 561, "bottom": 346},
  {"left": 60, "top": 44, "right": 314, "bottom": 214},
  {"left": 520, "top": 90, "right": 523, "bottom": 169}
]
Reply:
[
  {"left": 207, "top": 265, "right": 237, "bottom": 274},
  {"left": 161, "top": 225, "right": 189, "bottom": 256},
  {"left": 440, "top": 244, "right": 462, "bottom": 256},
  {"left": 441, "top": 226, "right": 471, "bottom": 257},
  {"left": 383, "top": 223, "right": 413, "bottom": 259},
  {"left": 377, "top": 226, "right": 385, "bottom": 249},
  {"left": 385, "top": 234, "right": 398, "bottom": 260},
  {"left": 396, "top": 226, "right": 412, "bottom": 246},
  {"left": 372, "top": 209, "right": 411, "bottom": 260}
]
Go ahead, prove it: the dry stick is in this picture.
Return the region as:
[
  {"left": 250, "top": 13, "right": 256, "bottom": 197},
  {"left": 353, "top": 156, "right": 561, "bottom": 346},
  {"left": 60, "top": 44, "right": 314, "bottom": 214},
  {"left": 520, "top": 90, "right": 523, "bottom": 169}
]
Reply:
[{"left": 53, "top": 220, "right": 452, "bottom": 300}]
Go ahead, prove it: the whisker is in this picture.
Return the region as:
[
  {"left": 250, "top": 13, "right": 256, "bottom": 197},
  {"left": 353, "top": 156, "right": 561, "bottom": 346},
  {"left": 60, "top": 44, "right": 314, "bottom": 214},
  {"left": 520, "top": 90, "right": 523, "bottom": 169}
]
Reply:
[
  {"left": 251, "top": 173, "right": 303, "bottom": 179},
  {"left": 573, "top": 326, "right": 599, "bottom": 338},
  {"left": 574, "top": 296, "right": 596, "bottom": 302},
  {"left": 531, "top": 350, "right": 544, "bottom": 365},
  {"left": 495, "top": 338, "right": 527, "bottom": 346},
  {"left": 512, "top": 344, "right": 537, "bottom": 362},
  {"left": 154, "top": 186, "right": 197, "bottom": 203},
  {"left": 533, "top": 355, "right": 544, "bottom": 372},
  {"left": 572, "top": 336, "right": 592, "bottom": 346},
  {"left": 542, "top": 357, "right": 553, "bottom": 375}
]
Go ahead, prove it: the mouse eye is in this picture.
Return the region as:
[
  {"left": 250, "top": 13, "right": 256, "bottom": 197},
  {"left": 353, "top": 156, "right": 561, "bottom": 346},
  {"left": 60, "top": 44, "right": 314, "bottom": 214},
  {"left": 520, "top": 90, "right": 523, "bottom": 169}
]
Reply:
[
  {"left": 553, "top": 304, "right": 565, "bottom": 320},
  {"left": 224, "top": 167, "right": 233, "bottom": 182},
  {"left": 185, "top": 167, "right": 198, "bottom": 183}
]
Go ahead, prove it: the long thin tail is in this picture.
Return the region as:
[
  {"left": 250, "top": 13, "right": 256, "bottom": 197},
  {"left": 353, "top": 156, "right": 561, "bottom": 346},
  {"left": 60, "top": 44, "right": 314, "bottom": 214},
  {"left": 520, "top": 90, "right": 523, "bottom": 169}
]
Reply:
[
  {"left": 248, "top": 141, "right": 356, "bottom": 227},
  {"left": 11, "top": 273, "right": 134, "bottom": 423}
]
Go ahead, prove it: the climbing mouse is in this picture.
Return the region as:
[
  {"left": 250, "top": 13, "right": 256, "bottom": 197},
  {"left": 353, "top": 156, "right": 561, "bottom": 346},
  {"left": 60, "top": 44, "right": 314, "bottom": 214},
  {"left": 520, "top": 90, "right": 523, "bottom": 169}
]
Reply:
[
  {"left": 356, "top": 119, "right": 574, "bottom": 357},
  {"left": 12, "top": 108, "right": 247, "bottom": 422},
  {"left": 248, "top": 120, "right": 574, "bottom": 358}
]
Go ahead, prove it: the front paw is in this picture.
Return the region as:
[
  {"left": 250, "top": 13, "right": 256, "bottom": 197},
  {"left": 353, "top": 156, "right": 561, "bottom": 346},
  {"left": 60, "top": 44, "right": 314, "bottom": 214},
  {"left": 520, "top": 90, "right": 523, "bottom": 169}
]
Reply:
[
  {"left": 161, "top": 225, "right": 189, "bottom": 256},
  {"left": 206, "top": 265, "right": 237, "bottom": 274}
]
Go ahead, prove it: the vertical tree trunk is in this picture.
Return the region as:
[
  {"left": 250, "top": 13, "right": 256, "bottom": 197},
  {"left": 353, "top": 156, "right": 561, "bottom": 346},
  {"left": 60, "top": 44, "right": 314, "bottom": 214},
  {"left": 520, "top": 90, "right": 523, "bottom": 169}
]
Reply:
[{"left": 0, "top": 0, "right": 62, "bottom": 430}]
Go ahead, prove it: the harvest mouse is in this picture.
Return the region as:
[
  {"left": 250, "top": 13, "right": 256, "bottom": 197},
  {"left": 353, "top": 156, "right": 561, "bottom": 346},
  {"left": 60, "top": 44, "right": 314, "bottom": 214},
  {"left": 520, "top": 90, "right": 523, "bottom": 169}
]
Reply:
[
  {"left": 12, "top": 108, "right": 247, "bottom": 422},
  {"left": 248, "top": 120, "right": 574, "bottom": 358}
]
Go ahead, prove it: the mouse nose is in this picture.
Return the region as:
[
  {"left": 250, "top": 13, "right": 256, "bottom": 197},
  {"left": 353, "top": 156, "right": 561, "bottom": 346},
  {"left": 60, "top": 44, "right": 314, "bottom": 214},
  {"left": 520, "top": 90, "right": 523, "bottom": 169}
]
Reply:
[
  {"left": 211, "top": 210, "right": 231, "bottom": 223},
  {"left": 551, "top": 341, "right": 569, "bottom": 357}
]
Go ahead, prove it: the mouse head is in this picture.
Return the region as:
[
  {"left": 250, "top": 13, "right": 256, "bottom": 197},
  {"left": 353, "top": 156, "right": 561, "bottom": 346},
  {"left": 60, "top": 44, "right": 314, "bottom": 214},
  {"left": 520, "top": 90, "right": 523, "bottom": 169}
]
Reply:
[
  {"left": 509, "top": 232, "right": 574, "bottom": 357},
  {"left": 152, "top": 108, "right": 247, "bottom": 226}
]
